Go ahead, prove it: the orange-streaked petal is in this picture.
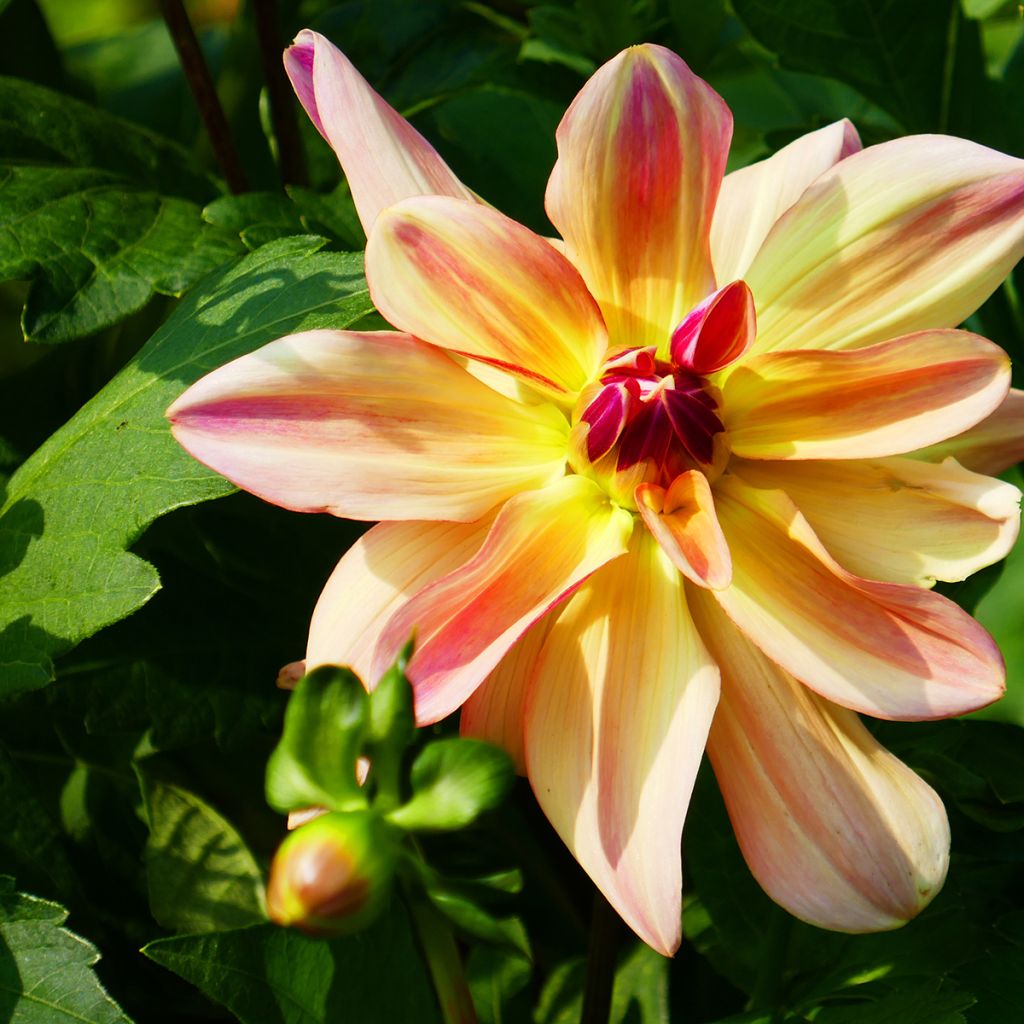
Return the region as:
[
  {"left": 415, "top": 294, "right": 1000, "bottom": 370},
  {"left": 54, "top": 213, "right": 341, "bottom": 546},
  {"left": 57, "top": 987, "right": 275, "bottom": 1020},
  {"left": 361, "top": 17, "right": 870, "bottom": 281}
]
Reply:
[
  {"left": 373, "top": 476, "right": 634, "bottom": 724},
  {"left": 734, "top": 456, "right": 1021, "bottom": 586},
  {"left": 636, "top": 471, "right": 731, "bottom": 589},
  {"left": 723, "top": 330, "right": 1009, "bottom": 460},
  {"left": 366, "top": 197, "right": 607, "bottom": 399},
  {"left": 305, "top": 518, "right": 492, "bottom": 682},
  {"left": 283, "top": 30, "right": 476, "bottom": 233},
  {"left": 459, "top": 612, "right": 557, "bottom": 775},
  {"left": 691, "top": 590, "right": 949, "bottom": 932},
  {"left": 711, "top": 119, "right": 861, "bottom": 283},
  {"left": 524, "top": 530, "right": 719, "bottom": 955},
  {"left": 745, "top": 135, "right": 1024, "bottom": 354},
  {"left": 168, "top": 330, "right": 570, "bottom": 522},
  {"left": 711, "top": 472, "right": 1005, "bottom": 720},
  {"left": 912, "top": 388, "right": 1024, "bottom": 476},
  {"left": 545, "top": 44, "right": 731, "bottom": 350}
]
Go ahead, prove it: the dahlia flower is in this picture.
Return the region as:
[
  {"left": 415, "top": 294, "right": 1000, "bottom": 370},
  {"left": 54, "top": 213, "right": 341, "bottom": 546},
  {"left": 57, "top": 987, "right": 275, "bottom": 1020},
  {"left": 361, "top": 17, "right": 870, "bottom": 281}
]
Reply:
[{"left": 168, "top": 32, "right": 1024, "bottom": 954}]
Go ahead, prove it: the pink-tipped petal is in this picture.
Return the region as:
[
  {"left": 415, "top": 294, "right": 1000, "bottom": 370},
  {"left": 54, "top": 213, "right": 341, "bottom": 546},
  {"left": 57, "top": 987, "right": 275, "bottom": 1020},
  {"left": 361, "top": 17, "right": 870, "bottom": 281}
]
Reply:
[
  {"left": 669, "top": 280, "right": 756, "bottom": 374},
  {"left": 283, "top": 30, "right": 475, "bottom": 232},
  {"left": 711, "top": 119, "right": 861, "bottom": 283},
  {"left": 745, "top": 136, "right": 1024, "bottom": 354},
  {"left": 460, "top": 612, "right": 557, "bottom": 775},
  {"left": 734, "top": 456, "right": 1021, "bottom": 587},
  {"left": 723, "top": 330, "right": 1010, "bottom": 460},
  {"left": 373, "top": 476, "right": 634, "bottom": 725},
  {"left": 912, "top": 388, "right": 1024, "bottom": 475},
  {"left": 691, "top": 590, "right": 950, "bottom": 932},
  {"left": 636, "top": 471, "right": 732, "bottom": 589},
  {"left": 306, "top": 518, "right": 492, "bottom": 682},
  {"left": 168, "top": 330, "right": 569, "bottom": 523},
  {"left": 366, "top": 197, "right": 607, "bottom": 399},
  {"left": 546, "top": 44, "right": 732, "bottom": 350},
  {"left": 524, "top": 530, "right": 720, "bottom": 955},
  {"left": 711, "top": 472, "right": 1005, "bottom": 720}
]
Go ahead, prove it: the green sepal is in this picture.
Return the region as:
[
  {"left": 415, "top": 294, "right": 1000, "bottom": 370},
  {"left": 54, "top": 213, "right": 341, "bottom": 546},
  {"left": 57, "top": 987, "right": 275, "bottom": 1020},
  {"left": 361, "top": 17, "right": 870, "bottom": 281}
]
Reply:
[
  {"left": 387, "top": 738, "right": 514, "bottom": 833},
  {"left": 365, "top": 640, "right": 416, "bottom": 808},
  {"left": 265, "top": 666, "right": 369, "bottom": 814}
]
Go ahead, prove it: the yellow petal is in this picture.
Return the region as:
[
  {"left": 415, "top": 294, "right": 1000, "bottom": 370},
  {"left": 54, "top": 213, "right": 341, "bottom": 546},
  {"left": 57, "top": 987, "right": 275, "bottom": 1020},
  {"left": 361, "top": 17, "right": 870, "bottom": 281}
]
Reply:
[
  {"left": 546, "top": 44, "right": 731, "bottom": 350},
  {"left": 734, "top": 456, "right": 1020, "bottom": 586},
  {"left": 691, "top": 590, "right": 950, "bottom": 932},
  {"left": 524, "top": 530, "right": 719, "bottom": 955}
]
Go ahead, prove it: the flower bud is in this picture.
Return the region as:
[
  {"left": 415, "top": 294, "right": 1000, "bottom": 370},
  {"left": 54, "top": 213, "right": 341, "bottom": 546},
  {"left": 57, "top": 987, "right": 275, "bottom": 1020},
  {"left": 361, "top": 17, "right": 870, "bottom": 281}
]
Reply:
[{"left": 266, "top": 809, "right": 399, "bottom": 936}]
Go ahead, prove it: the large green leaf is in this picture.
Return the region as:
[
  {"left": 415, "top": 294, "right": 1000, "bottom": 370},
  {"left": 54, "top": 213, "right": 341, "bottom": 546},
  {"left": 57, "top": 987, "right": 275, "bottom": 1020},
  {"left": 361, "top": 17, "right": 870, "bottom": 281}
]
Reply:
[
  {"left": 143, "top": 905, "right": 441, "bottom": 1024},
  {"left": 0, "top": 76, "right": 242, "bottom": 342},
  {"left": 0, "top": 875, "right": 134, "bottom": 1022},
  {"left": 0, "top": 236, "right": 374, "bottom": 696}
]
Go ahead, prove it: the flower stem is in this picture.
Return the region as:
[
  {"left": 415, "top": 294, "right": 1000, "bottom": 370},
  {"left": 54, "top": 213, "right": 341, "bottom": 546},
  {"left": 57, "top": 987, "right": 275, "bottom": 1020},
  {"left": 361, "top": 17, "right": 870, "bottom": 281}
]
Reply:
[
  {"left": 581, "top": 888, "right": 621, "bottom": 1024},
  {"left": 250, "top": 0, "right": 308, "bottom": 186},
  {"left": 406, "top": 889, "right": 477, "bottom": 1024},
  {"left": 158, "top": 0, "right": 249, "bottom": 194}
]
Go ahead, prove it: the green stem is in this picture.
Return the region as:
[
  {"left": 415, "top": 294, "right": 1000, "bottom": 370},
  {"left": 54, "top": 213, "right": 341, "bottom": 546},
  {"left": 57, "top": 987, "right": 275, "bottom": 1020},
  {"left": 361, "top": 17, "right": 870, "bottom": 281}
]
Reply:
[
  {"left": 158, "top": 0, "right": 249, "bottom": 193},
  {"left": 406, "top": 889, "right": 477, "bottom": 1024},
  {"left": 581, "top": 889, "right": 621, "bottom": 1024}
]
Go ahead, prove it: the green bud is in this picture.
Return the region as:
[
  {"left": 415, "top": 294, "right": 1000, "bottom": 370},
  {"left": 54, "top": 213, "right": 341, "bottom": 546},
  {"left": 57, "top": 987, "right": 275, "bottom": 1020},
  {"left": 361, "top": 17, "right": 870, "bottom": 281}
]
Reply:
[{"left": 266, "top": 810, "right": 399, "bottom": 937}]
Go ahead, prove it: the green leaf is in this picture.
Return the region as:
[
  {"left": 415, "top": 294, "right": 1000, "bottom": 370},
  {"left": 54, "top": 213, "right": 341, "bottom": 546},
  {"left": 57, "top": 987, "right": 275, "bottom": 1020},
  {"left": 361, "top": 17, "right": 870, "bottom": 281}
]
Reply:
[
  {"left": 0, "top": 875, "right": 134, "bottom": 1022},
  {"left": 813, "top": 984, "right": 974, "bottom": 1023},
  {"left": 425, "top": 883, "right": 530, "bottom": 958},
  {"left": 388, "top": 738, "right": 514, "bottom": 833},
  {"left": 143, "top": 904, "right": 441, "bottom": 1024},
  {"left": 137, "top": 767, "right": 266, "bottom": 933},
  {"left": 365, "top": 643, "right": 415, "bottom": 807},
  {"left": 0, "top": 237, "right": 374, "bottom": 696},
  {"left": 0, "top": 77, "right": 243, "bottom": 342},
  {"left": 265, "top": 665, "right": 369, "bottom": 814},
  {"left": 466, "top": 946, "right": 532, "bottom": 1024}
]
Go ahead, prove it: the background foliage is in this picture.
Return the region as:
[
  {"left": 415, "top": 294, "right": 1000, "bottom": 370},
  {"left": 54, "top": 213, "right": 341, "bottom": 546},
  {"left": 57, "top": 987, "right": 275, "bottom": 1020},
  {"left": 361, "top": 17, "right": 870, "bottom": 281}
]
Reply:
[{"left": 0, "top": 1, "right": 1022, "bottom": 1021}]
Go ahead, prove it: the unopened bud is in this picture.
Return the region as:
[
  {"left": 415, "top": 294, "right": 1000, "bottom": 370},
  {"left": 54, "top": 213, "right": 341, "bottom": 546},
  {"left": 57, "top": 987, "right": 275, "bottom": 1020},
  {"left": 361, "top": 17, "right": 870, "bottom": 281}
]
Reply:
[{"left": 267, "top": 810, "right": 399, "bottom": 936}]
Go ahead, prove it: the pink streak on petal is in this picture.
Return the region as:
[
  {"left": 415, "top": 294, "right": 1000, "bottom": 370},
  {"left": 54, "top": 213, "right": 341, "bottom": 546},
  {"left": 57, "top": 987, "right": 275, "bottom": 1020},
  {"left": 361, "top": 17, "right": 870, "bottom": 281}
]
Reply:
[{"left": 670, "top": 280, "right": 756, "bottom": 374}]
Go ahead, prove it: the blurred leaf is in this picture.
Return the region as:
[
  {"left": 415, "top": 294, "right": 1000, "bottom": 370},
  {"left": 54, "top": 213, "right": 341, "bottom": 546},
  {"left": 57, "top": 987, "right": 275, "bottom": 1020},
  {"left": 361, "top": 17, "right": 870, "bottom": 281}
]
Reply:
[
  {"left": 0, "top": 76, "right": 242, "bottom": 342},
  {"left": 426, "top": 882, "right": 530, "bottom": 958},
  {"left": 0, "top": 875, "right": 134, "bottom": 1022},
  {"left": 0, "top": 237, "right": 373, "bottom": 696},
  {"left": 388, "top": 738, "right": 514, "bottom": 833},
  {"left": 138, "top": 767, "right": 266, "bottom": 933},
  {"left": 265, "top": 665, "right": 368, "bottom": 814},
  {"left": 466, "top": 945, "right": 532, "bottom": 1024},
  {"left": 813, "top": 984, "right": 974, "bottom": 1023},
  {"left": 0, "top": 0, "right": 66, "bottom": 89},
  {"left": 143, "top": 903, "right": 441, "bottom": 1024}
]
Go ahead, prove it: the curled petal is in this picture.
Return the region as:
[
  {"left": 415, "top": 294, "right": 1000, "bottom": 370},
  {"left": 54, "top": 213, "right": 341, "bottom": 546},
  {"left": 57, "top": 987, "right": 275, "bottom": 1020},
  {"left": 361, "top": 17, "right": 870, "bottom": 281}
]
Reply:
[
  {"left": 524, "top": 530, "right": 720, "bottom": 955},
  {"left": 691, "top": 591, "right": 950, "bottom": 933},
  {"left": 546, "top": 43, "right": 732, "bottom": 349},
  {"left": 374, "top": 476, "right": 634, "bottom": 724},
  {"left": 306, "top": 519, "right": 492, "bottom": 682},
  {"left": 912, "top": 388, "right": 1024, "bottom": 476},
  {"left": 735, "top": 456, "right": 1021, "bottom": 586},
  {"left": 636, "top": 471, "right": 732, "bottom": 589},
  {"left": 711, "top": 118, "right": 861, "bottom": 282},
  {"left": 367, "top": 197, "right": 607, "bottom": 399},
  {"left": 283, "top": 30, "right": 475, "bottom": 232},
  {"left": 723, "top": 330, "right": 1009, "bottom": 460},
  {"left": 168, "top": 330, "right": 569, "bottom": 522},
  {"left": 669, "top": 280, "right": 756, "bottom": 374},
  {"left": 711, "top": 472, "right": 1005, "bottom": 720},
  {"left": 745, "top": 136, "right": 1024, "bottom": 354}
]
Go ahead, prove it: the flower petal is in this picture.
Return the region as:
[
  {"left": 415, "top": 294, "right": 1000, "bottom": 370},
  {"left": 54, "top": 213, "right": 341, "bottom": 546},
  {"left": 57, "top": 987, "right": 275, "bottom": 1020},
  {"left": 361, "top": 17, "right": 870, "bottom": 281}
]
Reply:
[
  {"left": 691, "top": 591, "right": 949, "bottom": 932},
  {"left": 734, "top": 456, "right": 1021, "bottom": 586},
  {"left": 168, "top": 330, "right": 570, "bottom": 522},
  {"left": 723, "top": 330, "right": 1010, "bottom": 460},
  {"left": 306, "top": 518, "right": 492, "bottom": 682},
  {"left": 635, "top": 471, "right": 732, "bottom": 589},
  {"left": 524, "top": 530, "right": 720, "bottom": 954},
  {"left": 912, "top": 388, "right": 1024, "bottom": 476},
  {"left": 374, "top": 477, "right": 634, "bottom": 724},
  {"left": 744, "top": 136, "right": 1024, "bottom": 354},
  {"left": 366, "top": 197, "right": 607, "bottom": 398},
  {"left": 711, "top": 118, "right": 861, "bottom": 283},
  {"left": 459, "top": 612, "right": 556, "bottom": 775},
  {"left": 545, "top": 44, "right": 731, "bottom": 350},
  {"left": 283, "top": 30, "right": 475, "bottom": 233},
  {"left": 669, "top": 280, "right": 756, "bottom": 375},
  {"left": 711, "top": 472, "right": 1005, "bottom": 719}
]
